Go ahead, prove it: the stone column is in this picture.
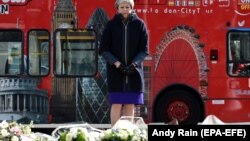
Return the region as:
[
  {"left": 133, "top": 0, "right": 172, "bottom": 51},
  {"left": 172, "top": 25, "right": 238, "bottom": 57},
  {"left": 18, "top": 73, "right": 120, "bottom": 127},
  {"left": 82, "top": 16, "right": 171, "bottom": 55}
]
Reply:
[
  {"left": 17, "top": 95, "right": 20, "bottom": 111},
  {"left": 23, "top": 95, "right": 26, "bottom": 111}
]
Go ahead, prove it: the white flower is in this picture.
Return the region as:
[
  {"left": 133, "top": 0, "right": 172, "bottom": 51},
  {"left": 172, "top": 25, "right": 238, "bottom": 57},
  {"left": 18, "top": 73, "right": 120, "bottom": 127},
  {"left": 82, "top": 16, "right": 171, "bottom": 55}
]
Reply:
[
  {"left": 140, "top": 129, "right": 148, "bottom": 139},
  {"left": 1, "top": 129, "right": 10, "bottom": 137},
  {"left": 11, "top": 135, "right": 19, "bottom": 141},
  {"left": 101, "top": 129, "right": 113, "bottom": 140},
  {"left": 22, "top": 126, "right": 32, "bottom": 135},
  {"left": 116, "top": 129, "right": 130, "bottom": 140},
  {"left": 0, "top": 120, "right": 9, "bottom": 129},
  {"left": 89, "top": 131, "right": 101, "bottom": 141},
  {"left": 131, "top": 135, "right": 141, "bottom": 141},
  {"left": 66, "top": 132, "right": 74, "bottom": 141},
  {"left": 69, "top": 127, "right": 78, "bottom": 138}
]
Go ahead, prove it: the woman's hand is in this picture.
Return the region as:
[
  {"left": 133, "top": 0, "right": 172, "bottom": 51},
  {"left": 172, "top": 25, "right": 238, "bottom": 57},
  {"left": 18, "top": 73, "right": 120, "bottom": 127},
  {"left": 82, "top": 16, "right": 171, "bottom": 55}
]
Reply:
[
  {"left": 114, "top": 61, "right": 121, "bottom": 68},
  {"left": 114, "top": 61, "right": 136, "bottom": 75}
]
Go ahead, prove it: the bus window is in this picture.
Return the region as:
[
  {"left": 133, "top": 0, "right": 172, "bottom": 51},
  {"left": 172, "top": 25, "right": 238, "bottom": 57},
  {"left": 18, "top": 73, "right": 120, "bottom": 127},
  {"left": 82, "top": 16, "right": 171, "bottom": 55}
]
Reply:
[
  {"left": 54, "top": 29, "right": 97, "bottom": 77},
  {"left": 28, "top": 30, "right": 50, "bottom": 76},
  {"left": 227, "top": 30, "right": 250, "bottom": 76},
  {"left": 0, "top": 30, "right": 22, "bottom": 76}
]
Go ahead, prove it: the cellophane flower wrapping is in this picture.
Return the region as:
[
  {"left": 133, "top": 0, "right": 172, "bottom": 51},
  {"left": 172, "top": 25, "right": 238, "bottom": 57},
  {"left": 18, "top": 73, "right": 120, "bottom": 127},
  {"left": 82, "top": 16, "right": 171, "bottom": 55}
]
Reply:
[
  {"left": 100, "top": 116, "right": 148, "bottom": 141},
  {"left": 52, "top": 123, "right": 104, "bottom": 141}
]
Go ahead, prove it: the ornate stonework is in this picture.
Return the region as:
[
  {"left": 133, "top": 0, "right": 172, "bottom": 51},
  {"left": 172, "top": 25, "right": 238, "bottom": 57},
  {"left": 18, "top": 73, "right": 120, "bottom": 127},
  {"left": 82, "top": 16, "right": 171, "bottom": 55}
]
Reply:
[{"left": 53, "top": 0, "right": 77, "bottom": 30}]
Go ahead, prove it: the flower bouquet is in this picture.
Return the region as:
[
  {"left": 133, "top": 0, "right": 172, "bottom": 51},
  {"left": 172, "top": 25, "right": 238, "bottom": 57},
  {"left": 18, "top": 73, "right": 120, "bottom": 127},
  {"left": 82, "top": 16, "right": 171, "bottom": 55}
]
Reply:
[
  {"left": 52, "top": 123, "right": 104, "bottom": 141},
  {"left": 0, "top": 120, "right": 34, "bottom": 141},
  {"left": 0, "top": 120, "right": 55, "bottom": 141},
  {"left": 100, "top": 116, "right": 148, "bottom": 141}
]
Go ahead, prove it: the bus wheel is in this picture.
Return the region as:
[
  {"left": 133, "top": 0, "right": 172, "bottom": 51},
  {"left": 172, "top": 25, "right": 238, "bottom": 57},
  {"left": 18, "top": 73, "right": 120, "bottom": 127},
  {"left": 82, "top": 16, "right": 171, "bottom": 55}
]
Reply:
[{"left": 154, "top": 90, "right": 202, "bottom": 124}]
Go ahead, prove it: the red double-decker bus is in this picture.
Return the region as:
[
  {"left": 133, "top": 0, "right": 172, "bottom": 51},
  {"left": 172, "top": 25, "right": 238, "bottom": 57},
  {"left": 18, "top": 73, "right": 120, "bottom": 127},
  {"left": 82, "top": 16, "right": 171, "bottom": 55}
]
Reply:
[{"left": 0, "top": 0, "right": 250, "bottom": 125}]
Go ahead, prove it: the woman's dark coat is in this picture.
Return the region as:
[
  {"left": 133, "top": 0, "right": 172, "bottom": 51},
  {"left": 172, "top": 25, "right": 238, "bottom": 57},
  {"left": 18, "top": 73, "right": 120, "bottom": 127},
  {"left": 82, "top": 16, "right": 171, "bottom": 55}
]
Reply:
[{"left": 99, "top": 12, "right": 149, "bottom": 92}]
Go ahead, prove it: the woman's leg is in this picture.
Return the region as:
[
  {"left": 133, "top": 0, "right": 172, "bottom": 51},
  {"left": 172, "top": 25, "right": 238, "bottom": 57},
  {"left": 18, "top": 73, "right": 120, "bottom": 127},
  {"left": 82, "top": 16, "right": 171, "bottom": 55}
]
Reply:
[
  {"left": 123, "top": 104, "right": 135, "bottom": 117},
  {"left": 110, "top": 104, "right": 122, "bottom": 126}
]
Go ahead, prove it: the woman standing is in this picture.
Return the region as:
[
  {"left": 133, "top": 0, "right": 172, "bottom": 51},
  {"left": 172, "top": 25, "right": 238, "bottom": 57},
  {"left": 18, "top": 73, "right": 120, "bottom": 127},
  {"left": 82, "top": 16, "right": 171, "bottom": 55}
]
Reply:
[{"left": 99, "top": 0, "right": 149, "bottom": 126}]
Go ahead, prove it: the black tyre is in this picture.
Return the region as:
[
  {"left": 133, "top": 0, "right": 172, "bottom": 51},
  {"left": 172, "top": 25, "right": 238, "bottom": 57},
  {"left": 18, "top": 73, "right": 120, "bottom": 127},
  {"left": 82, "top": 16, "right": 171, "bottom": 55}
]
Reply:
[{"left": 154, "top": 90, "right": 202, "bottom": 124}]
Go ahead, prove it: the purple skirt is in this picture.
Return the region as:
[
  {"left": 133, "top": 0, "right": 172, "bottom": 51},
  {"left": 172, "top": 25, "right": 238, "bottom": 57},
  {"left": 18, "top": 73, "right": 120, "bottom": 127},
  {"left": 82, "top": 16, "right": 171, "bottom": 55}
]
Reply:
[{"left": 109, "top": 92, "right": 144, "bottom": 104}]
